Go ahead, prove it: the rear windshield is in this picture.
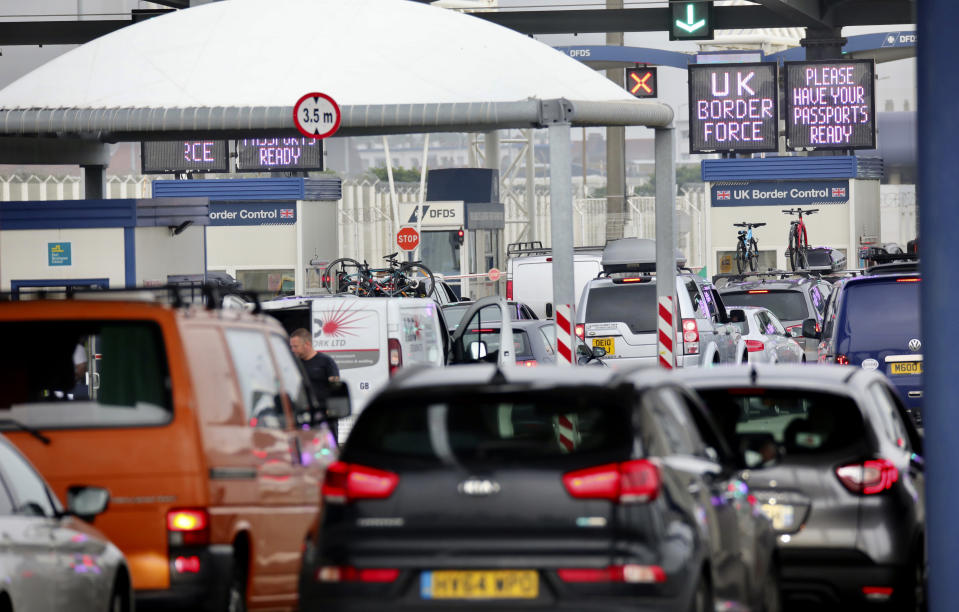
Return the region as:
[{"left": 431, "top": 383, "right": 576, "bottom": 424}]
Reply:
[
  {"left": 696, "top": 389, "right": 866, "bottom": 463},
  {"left": 585, "top": 284, "right": 658, "bottom": 334},
  {"left": 0, "top": 321, "right": 172, "bottom": 429},
  {"left": 345, "top": 389, "right": 633, "bottom": 467},
  {"left": 721, "top": 290, "right": 808, "bottom": 322},
  {"left": 842, "top": 280, "right": 920, "bottom": 340}
]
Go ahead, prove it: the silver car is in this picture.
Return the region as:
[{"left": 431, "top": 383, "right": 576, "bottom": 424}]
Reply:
[
  {"left": 0, "top": 434, "right": 132, "bottom": 611},
  {"left": 726, "top": 306, "right": 806, "bottom": 364}
]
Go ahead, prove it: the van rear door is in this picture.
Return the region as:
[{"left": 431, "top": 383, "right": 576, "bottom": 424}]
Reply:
[{"left": 582, "top": 282, "right": 659, "bottom": 365}]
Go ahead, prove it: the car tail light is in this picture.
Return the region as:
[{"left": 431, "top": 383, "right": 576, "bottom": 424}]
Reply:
[
  {"left": 836, "top": 354, "right": 850, "bottom": 365},
  {"left": 896, "top": 278, "right": 920, "bottom": 283},
  {"left": 862, "top": 586, "right": 894, "bottom": 601},
  {"left": 322, "top": 461, "right": 399, "bottom": 504},
  {"left": 612, "top": 276, "right": 649, "bottom": 284},
  {"left": 574, "top": 324, "right": 585, "bottom": 340},
  {"left": 506, "top": 279, "right": 513, "bottom": 299},
  {"left": 174, "top": 556, "right": 201, "bottom": 574},
  {"left": 388, "top": 338, "right": 402, "bottom": 375},
  {"left": 748, "top": 289, "right": 769, "bottom": 294},
  {"left": 682, "top": 319, "right": 699, "bottom": 355},
  {"left": 316, "top": 566, "right": 400, "bottom": 583},
  {"left": 836, "top": 458, "right": 899, "bottom": 495},
  {"left": 516, "top": 359, "right": 537, "bottom": 367},
  {"left": 166, "top": 509, "right": 210, "bottom": 546},
  {"left": 563, "top": 459, "right": 660, "bottom": 503},
  {"left": 745, "top": 340, "right": 765, "bottom": 353},
  {"left": 558, "top": 565, "right": 666, "bottom": 584}
]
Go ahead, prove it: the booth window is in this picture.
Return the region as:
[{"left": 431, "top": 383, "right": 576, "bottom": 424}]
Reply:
[
  {"left": 0, "top": 321, "right": 172, "bottom": 428},
  {"left": 235, "top": 269, "right": 295, "bottom": 295}
]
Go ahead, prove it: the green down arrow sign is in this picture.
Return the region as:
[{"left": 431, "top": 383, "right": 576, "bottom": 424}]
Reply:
[{"left": 669, "top": 1, "right": 714, "bottom": 41}]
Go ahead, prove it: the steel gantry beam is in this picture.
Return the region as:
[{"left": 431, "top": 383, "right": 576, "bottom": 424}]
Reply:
[{"left": 751, "top": 0, "right": 828, "bottom": 28}]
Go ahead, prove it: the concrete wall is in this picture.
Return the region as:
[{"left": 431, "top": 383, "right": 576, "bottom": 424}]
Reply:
[
  {"left": 206, "top": 225, "right": 296, "bottom": 270},
  {"left": 0, "top": 227, "right": 125, "bottom": 290}
]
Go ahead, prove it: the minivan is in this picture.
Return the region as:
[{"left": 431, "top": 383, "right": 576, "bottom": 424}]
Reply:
[{"left": 0, "top": 290, "right": 343, "bottom": 610}]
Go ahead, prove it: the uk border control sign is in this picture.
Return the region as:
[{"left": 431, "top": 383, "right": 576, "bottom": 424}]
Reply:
[
  {"left": 293, "top": 93, "right": 341, "bottom": 139},
  {"left": 688, "top": 63, "right": 778, "bottom": 154},
  {"left": 784, "top": 59, "right": 876, "bottom": 150}
]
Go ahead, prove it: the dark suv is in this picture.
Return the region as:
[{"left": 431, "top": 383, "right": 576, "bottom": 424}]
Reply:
[
  {"left": 807, "top": 267, "right": 923, "bottom": 425},
  {"left": 676, "top": 364, "right": 925, "bottom": 609},
  {"left": 716, "top": 272, "right": 833, "bottom": 362},
  {"left": 298, "top": 365, "right": 778, "bottom": 612}
]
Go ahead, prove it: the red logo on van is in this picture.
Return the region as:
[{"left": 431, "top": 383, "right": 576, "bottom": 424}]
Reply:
[{"left": 316, "top": 303, "right": 368, "bottom": 338}]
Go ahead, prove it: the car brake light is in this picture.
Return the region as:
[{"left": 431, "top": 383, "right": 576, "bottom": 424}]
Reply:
[
  {"left": 563, "top": 459, "right": 660, "bottom": 503},
  {"left": 745, "top": 340, "right": 765, "bottom": 353},
  {"left": 322, "top": 461, "right": 399, "bottom": 504},
  {"left": 388, "top": 338, "right": 402, "bottom": 375},
  {"left": 516, "top": 359, "right": 537, "bottom": 367},
  {"left": 166, "top": 509, "right": 210, "bottom": 546},
  {"left": 174, "top": 556, "right": 201, "bottom": 574},
  {"left": 896, "top": 278, "right": 920, "bottom": 283},
  {"left": 316, "top": 566, "right": 400, "bottom": 583},
  {"left": 682, "top": 319, "right": 699, "bottom": 355},
  {"left": 836, "top": 354, "right": 850, "bottom": 365},
  {"left": 558, "top": 565, "right": 666, "bottom": 584},
  {"left": 862, "top": 586, "right": 894, "bottom": 601},
  {"left": 574, "top": 324, "right": 585, "bottom": 340},
  {"left": 506, "top": 279, "right": 513, "bottom": 299},
  {"left": 836, "top": 458, "right": 899, "bottom": 495},
  {"left": 748, "top": 289, "right": 769, "bottom": 294}
]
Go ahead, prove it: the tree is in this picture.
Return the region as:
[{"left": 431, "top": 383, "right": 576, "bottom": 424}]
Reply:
[
  {"left": 633, "top": 164, "right": 703, "bottom": 196},
  {"left": 367, "top": 165, "right": 423, "bottom": 183}
]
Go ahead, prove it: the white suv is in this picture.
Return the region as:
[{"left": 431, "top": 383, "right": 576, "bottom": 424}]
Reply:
[{"left": 575, "top": 239, "right": 746, "bottom": 369}]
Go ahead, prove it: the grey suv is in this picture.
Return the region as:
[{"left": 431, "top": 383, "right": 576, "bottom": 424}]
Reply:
[
  {"left": 716, "top": 272, "right": 832, "bottom": 362},
  {"left": 577, "top": 239, "right": 746, "bottom": 369},
  {"left": 675, "top": 364, "right": 925, "bottom": 609}
]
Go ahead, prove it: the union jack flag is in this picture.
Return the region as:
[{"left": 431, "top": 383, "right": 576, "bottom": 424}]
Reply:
[
  {"left": 280, "top": 208, "right": 294, "bottom": 219},
  {"left": 716, "top": 190, "right": 731, "bottom": 200},
  {"left": 831, "top": 187, "right": 846, "bottom": 198}
]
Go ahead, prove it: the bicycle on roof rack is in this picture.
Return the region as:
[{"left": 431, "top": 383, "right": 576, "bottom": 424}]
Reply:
[
  {"left": 323, "top": 253, "right": 436, "bottom": 298},
  {"left": 733, "top": 221, "right": 765, "bottom": 274},
  {"left": 782, "top": 207, "right": 819, "bottom": 271}
]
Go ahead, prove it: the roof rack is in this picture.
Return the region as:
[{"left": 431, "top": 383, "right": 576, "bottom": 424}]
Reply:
[
  {"left": 506, "top": 241, "right": 605, "bottom": 257},
  {"left": 1, "top": 282, "right": 263, "bottom": 313},
  {"left": 865, "top": 260, "right": 920, "bottom": 275},
  {"left": 711, "top": 269, "right": 822, "bottom": 287}
]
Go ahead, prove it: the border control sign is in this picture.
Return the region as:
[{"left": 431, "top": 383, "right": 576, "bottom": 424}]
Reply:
[
  {"left": 785, "top": 59, "right": 876, "bottom": 150},
  {"left": 688, "top": 63, "right": 778, "bottom": 153}
]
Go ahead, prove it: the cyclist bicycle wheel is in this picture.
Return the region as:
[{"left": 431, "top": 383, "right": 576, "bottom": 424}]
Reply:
[
  {"left": 323, "top": 258, "right": 364, "bottom": 294},
  {"left": 736, "top": 244, "right": 748, "bottom": 274},
  {"left": 748, "top": 240, "right": 758, "bottom": 272},
  {"left": 787, "top": 231, "right": 800, "bottom": 271},
  {"left": 397, "top": 262, "right": 436, "bottom": 298}
]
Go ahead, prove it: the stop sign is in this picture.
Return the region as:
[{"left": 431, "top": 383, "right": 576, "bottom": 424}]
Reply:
[{"left": 397, "top": 227, "right": 420, "bottom": 251}]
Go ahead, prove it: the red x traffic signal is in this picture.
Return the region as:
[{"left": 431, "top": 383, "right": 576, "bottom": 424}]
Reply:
[{"left": 626, "top": 68, "right": 657, "bottom": 99}]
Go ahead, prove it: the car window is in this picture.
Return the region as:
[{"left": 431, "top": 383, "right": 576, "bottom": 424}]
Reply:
[
  {"left": 0, "top": 441, "right": 56, "bottom": 517},
  {"left": 269, "top": 334, "right": 312, "bottom": 425},
  {"left": 539, "top": 325, "right": 555, "bottom": 356},
  {"left": 225, "top": 329, "right": 287, "bottom": 429},
  {"left": 767, "top": 312, "right": 786, "bottom": 336},
  {"left": 868, "top": 383, "right": 911, "bottom": 451},
  {"left": 697, "top": 389, "right": 867, "bottom": 463},
  {"left": 649, "top": 388, "right": 703, "bottom": 456},
  {"left": 0, "top": 321, "right": 172, "bottom": 428},
  {"left": 685, "top": 279, "right": 707, "bottom": 319},
  {"left": 584, "top": 284, "right": 658, "bottom": 333},
  {"left": 461, "top": 329, "right": 532, "bottom": 358},
  {"left": 346, "top": 389, "right": 634, "bottom": 466},
  {"left": 811, "top": 284, "right": 828, "bottom": 317},
  {"left": 728, "top": 309, "right": 748, "bottom": 335},
  {"left": 841, "top": 280, "right": 920, "bottom": 343},
  {"left": 707, "top": 287, "right": 728, "bottom": 323},
  {"left": 719, "top": 290, "right": 809, "bottom": 321}
]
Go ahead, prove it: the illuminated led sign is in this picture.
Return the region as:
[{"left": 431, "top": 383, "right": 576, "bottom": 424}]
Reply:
[
  {"left": 235, "top": 138, "right": 324, "bottom": 171},
  {"left": 141, "top": 140, "right": 229, "bottom": 174},
  {"left": 687, "top": 62, "right": 779, "bottom": 153},
  {"left": 626, "top": 68, "right": 658, "bottom": 98},
  {"left": 784, "top": 59, "right": 876, "bottom": 149}
]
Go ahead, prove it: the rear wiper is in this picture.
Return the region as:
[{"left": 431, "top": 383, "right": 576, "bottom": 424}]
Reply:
[{"left": 0, "top": 419, "right": 51, "bottom": 445}]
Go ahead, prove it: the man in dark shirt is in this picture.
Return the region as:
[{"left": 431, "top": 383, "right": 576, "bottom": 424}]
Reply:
[{"left": 290, "top": 328, "right": 341, "bottom": 439}]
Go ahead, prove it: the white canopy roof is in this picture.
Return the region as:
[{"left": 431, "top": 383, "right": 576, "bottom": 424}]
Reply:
[{"left": 0, "top": 0, "right": 641, "bottom": 109}]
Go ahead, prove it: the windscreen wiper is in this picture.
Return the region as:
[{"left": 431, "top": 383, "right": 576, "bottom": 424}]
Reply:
[{"left": 0, "top": 419, "right": 51, "bottom": 445}]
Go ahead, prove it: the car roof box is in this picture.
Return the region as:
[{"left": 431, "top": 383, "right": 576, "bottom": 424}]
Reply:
[{"left": 601, "top": 238, "right": 685, "bottom": 273}]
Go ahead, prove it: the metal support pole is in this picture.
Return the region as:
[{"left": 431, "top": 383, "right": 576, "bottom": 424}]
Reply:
[
  {"left": 549, "top": 120, "right": 575, "bottom": 365},
  {"left": 82, "top": 165, "right": 105, "bottom": 199},
  {"left": 526, "top": 130, "right": 536, "bottom": 242},
  {"left": 919, "top": 2, "right": 957, "bottom": 609},
  {"left": 654, "top": 127, "right": 677, "bottom": 368}
]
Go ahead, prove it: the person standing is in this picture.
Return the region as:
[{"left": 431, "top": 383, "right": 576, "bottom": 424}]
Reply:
[{"left": 289, "top": 328, "right": 341, "bottom": 439}]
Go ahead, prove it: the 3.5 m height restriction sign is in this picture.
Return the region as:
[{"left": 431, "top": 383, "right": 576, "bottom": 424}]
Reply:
[{"left": 293, "top": 92, "right": 341, "bottom": 139}]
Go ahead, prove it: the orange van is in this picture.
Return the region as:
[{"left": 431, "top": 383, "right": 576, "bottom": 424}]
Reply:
[{"left": 0, "top": 294, "right": 342, "bottom": 610}]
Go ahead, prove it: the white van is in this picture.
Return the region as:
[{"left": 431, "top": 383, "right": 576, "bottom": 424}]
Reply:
[
  {"left": 262, "top": 295, "right": 449, "bottom": 437},
  {"left": 506, "top": 242, "right": 603, "bottom": 319}
]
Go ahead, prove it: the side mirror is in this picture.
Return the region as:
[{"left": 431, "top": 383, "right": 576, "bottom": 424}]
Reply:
[
  {"left": 469, "top": 340, "right": 488, "bottom": 360},
  {"left": 591, "top": 346, "right": 607, "bottom": 358},
  {"left": 324, "top": 382, "right": 352, "bottom": 420},
  {"left": 801, "top": 318, "right": 820, "bottom": 339},
  {"left": 66, "top": 486, "right": 110, "bottom": 522},
  {"left": 459, "top": 296, "right": 472, "bottom": 302},
  {"left": 545, "top": 303, "right": 553, "bottom": 319},
  {"left": 576, "top": 344, "right": 591, "bottom": 357}
]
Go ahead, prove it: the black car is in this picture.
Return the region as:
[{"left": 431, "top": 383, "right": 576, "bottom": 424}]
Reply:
[
  {"left": 298, "top": 365, "right": 778, "bottom": 612},
  {"left": 674, "top": 364, "right": 925, "bottom": 609}
]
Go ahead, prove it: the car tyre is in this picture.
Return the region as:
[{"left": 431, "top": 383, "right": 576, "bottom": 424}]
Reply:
[
  {"left": 688, "top": 577, "right": 711, "bottom": 612},
  {"left": 761, "top": 563, "right": 782, "bottom": 612},
  {"left": 226, "top": 565, "right": 247, "bottom": 612},
  {"left": 903, "top": 555, "right": 927, "bottom": 612},
  {"left": 108, "top": 573, "right": 130, "bottom": 612}
]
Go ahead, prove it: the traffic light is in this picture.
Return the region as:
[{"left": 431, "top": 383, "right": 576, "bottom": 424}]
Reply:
[
  {"left": 626, "top": 67, "right": 657, "bottom": 98},
  {"left": 456, "top": 228, "right": 465, "bottom": 246},
  {"left": 669, "top": 1, "right": 714, "bottom": 41}
]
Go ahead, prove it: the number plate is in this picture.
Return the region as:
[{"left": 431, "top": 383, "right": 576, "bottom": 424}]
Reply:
[
  {"left": 760, "top": 503, "right": 795, "bottom": 531},
  {"left": 421, "top": 570, "right": 538, "bottom": 599},
  {"left": 592, "top": 337, "right": 615, "bottom": 355},
  {"left": 890, "top": 361, "right": 922, "bottom": 375}
]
